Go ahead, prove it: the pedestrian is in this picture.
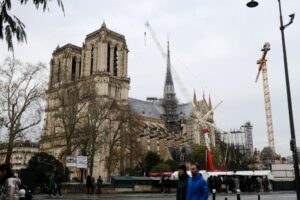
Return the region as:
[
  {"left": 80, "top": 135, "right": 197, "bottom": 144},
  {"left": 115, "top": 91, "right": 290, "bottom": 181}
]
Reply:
[
  {"left": 0, "top": 163, "right": 21, "bottom": 200},
  {"left": 160, "top": 175, "right": 166, "bottom": 193},
  {"left": 54, "top": 171, "right": 62, "bottom": 196},
  {"left": 96, "top": 176, "right": 103, "bottom": 194},
  {"left": 86, "top": 175, "right": 93, "bottom": 194},
  {"left": 91, "top": 176, "right": 95, "bottom": 193},
  {"left": 234, "top": 176, "right": 240, "bottom": 192},
  {"left": 166, "top": 176, "right": 171, "bottom": 193},
  {"left": 186, "top": 163, "right": 208, "bottom": 200},
  {"left": 263, "top": 176, "right": 269, "bottom": 192},
  {"left": 176, "top": 164, "right": 189, "bottom": 200},
  {"left": 48, "top": 172, "right": 56, "bottom": 197}
]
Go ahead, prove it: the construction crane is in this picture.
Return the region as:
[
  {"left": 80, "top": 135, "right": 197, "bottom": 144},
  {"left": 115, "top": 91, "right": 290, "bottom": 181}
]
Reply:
[
  {"left": 145, "top": 21, "right": 229, "bottom": 171},
  {"left": 255, "top": 42, "right": 275, "bottom": 152},
  {"left": 145, "top": 21, "right": 191, "bottom": 102}
]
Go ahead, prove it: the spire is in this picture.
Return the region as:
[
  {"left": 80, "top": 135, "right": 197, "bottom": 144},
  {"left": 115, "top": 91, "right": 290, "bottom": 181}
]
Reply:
[
  {"left": 203, "top": 91, "right": 205, "bottom": 101},
  {"left": 208, "top": 94, "right": 212, "bottom": 109},
  {"left": 193, "top": 89, "right": 197, "bottom": 104},
  {"left": 165, "top": 40, "right": 173, "bottom": 85},
  {"left": 101, "top": 21, "right": 107, "bottom": 29}
]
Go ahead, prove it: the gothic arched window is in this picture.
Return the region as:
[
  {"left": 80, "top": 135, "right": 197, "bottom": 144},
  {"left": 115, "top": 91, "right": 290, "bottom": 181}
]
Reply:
[
  {"left": 71, "top": 56, "right": 76, "bottom": 81},
  {"left": 113, "top": 46, "right": 118, "bottom": 76},
  {"left": 57, "top": 61, "right": 61, "bottom": 83},
  {"left": 90, "top": 46, "right": 94, "bottom": 75},
  {"left": 107, "top": 44, "right": 110, "bottom": 72},
  {"left": 78, "top": 58, "right": 81, "bottom": 78},
  {"left": 51, "top": 59, "right": 54, "bottom": 85}
]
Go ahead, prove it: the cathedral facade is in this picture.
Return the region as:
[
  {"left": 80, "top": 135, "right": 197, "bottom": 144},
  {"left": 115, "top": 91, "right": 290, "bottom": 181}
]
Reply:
[{"left": 40, "top": 23, "right": 216, "bottom": 181}]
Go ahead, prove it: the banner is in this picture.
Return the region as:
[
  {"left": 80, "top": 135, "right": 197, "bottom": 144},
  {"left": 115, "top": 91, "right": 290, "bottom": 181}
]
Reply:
[
  {"left": 77, "top": 156, "right": 88, "bottom": 169},
  {"left": 66, "top": 155, "right": 77, "bottom": 167}
]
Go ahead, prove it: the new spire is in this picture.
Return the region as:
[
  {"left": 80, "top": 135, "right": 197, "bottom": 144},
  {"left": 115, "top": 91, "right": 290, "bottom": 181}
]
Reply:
[{"left": 165, "top": 40, "right": 174, "bottom": 85}]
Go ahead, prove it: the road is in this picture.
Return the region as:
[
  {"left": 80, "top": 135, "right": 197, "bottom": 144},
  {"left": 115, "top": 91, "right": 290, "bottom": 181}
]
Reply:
[{"left": 33, "top": 192, "right": 296, "bottom": 200}]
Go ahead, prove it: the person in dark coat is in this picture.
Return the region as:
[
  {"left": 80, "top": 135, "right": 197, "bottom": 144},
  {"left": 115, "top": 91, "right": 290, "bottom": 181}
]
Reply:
[
  {"left": 54, "top": 171, "right": 62, "bottom": 196},
  {"left": 86, "top": 175, "right": 93, "bottom": 194},
  {"left": 96, "top": 176, "right": 103, "bottom": 194},
  {"left": 176, "top": 164, "right": 189, "bottom": 200}
]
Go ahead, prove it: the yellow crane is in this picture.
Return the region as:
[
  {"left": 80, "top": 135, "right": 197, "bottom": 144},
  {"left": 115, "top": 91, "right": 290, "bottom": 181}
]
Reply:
[{"left": 255, "top": 42, "right": 275, "bottom": 152}]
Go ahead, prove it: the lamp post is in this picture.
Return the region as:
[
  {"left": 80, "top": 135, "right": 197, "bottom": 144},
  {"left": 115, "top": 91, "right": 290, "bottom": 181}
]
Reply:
[{"left": 247, "top": 1, "right": 300, "bottom": 199}]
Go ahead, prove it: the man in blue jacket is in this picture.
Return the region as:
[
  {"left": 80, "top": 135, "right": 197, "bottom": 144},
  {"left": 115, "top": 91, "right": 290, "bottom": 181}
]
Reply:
[{"left": 186, "top": 163, "right": 208, "bottom": 200}]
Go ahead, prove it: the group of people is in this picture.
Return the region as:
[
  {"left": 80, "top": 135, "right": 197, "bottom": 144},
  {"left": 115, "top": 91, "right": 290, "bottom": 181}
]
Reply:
[
  {"left": 176, "top": 163, "right": 209, "bottom": 200},
  {"left": 160, "top": 175, "right": 171, "bottom": 193},
  {"left": 86, "top": 175, "right": 103, "bottom": 194},
  {"left": 45, "top": 171, "right": 62, "bottom": 198},
  {"left": 0, "top": 163, "right": 31, "bottom": 200},
  {"left": 207, "top": 175, "right": 271, "bottom": 193}
]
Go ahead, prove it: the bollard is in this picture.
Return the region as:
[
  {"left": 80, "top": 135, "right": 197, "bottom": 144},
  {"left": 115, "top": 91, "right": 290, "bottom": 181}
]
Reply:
[
  {"left": 257, "top": 193, "right": 261, "bottom": 200},
  {"left": 236, "top": 189, "right": 241, "bottom": 200},
  {"left": 212, "top": 189, "right": 216, "bottom": 200},
  {"left": 225, "top": 198, "right": 228, "bottom": 200}
]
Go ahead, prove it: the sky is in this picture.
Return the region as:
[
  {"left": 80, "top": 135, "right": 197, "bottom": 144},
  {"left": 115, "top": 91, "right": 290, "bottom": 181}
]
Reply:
[{"left": 0, "top": 0, "right": 299, "bottom": 156}]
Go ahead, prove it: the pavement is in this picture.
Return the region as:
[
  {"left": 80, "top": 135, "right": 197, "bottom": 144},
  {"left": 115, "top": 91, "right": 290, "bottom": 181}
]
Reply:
[{"left": 33, "top": 192, "right": 297, "bottom": 200}]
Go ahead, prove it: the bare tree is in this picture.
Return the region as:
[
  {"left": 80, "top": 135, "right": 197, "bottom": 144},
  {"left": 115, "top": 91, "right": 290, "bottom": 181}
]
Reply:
[
  {"left": 54, "top": 85, "right": 86, "bottom": 160},
  {"left": 103, "top": 102, "right": 128, "bottom": 181},
  {"left": 78, "top": 98, "right": 112, "bottom": 176},
  {"left": 101, "top": 104, "right": 143, "bottom": 179},
  {"left": 0, "top": 57, "right": 46, "bottom": 163},
  {"left": 120, "top": 111, "right": 144, "bottom": 174}
]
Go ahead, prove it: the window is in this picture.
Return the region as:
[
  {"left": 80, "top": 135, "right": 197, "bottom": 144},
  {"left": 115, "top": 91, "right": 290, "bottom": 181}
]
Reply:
[
  {"left": 107, "top": 44, "right": 110, "bottom": 72},
  {"left": 113, "top": 46, "right": 118, "bottom": 76},
  {"left": 51, "top": 59, "right": 54, "bottom": 85},
  {"left": 71, "top": 56, "right": 76, "bottom": 81},
  {"left": 90, "top": 46, "right": 94, "bottom": 75},
  {"left": 78, "top": 58, "right": 81, "bottom": 78},
  {"left": 57, "top": 61, "right": 61, "bottom": 83}
]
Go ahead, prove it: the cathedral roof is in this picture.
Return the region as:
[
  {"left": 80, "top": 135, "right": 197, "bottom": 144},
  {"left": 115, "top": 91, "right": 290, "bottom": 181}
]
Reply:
[
  {"left": 177, "top": 103, "right": 193, "bottom": 118},
  {"left": 86, "top": 23, "right": 125, "bottom": 40},
  {"left": 129, "top": 98, "right": 164, "bottom": 118},
  {"left": 52, "top": 43, "right": 82, "bottom": 55},
  {"left": 129, "top": 98, "right": 208, "bottom": 120}
]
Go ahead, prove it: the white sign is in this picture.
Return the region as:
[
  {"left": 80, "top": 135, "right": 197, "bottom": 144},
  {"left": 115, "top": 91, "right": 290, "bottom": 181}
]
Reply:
[
  {"left": 77, "top": 156, "right": 88, "bottom": 169},
  {"left": 66, "top": 156, "right": 77, "bottom": 167}
]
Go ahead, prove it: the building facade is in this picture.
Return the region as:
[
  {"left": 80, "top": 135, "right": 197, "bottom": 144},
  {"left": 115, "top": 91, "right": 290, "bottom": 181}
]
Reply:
[
  {"left": 0, "top": 141, "right": 39, "bottom": 172},
  {"left": 40, "top": 23, "right": 216, "bottom": 181}
]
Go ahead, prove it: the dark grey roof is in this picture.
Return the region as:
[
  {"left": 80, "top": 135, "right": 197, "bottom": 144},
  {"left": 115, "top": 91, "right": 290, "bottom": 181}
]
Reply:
[
  {"left": 129, "top": 98, "right": 164, "bottom": 118},
  {"left": 177, "top": 103, "right": 193, "bottom": 119},
  {"left": 129, "top": 97, "right": 198, "bottom": 120}
]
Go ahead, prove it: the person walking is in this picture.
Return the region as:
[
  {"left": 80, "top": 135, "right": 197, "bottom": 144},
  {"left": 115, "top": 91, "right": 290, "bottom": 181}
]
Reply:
[
  {"left": 186, "top": 163, "right": 208, "bottom": 200},
  {"left": 0, "top": 163, "right": 20, "bottom": 200},
  {"left": 54, "top": 171, "right": 62, "bottom": 196},
  {"left": 160, "top": 175, "right": 166, "bottom": 193},
  {"left": 48, "top": 173, "right": 56, "bottom": 198},
  {"left": 234, "top": 176, "right": 240, "bottom": 192},
  {"left": 176, "top": 164, "right": 189, "bottom": 200},
  {"left": 96, "top": 176, "right": 103, "bottom": 194},
  {"left": 86, "top": 175, "right": 93, "bottom": 194}
]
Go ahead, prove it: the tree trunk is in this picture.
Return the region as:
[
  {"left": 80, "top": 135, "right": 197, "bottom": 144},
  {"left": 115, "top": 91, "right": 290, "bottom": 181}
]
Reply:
[
  {"left": 89, "top": 139, "right": 95, "bottom": 176},
  {"left": 106, "top": 157, "right": 111, "bottom": 183},
  {"left": 5, "top": 133, "right": 14, "bottom": 163}
]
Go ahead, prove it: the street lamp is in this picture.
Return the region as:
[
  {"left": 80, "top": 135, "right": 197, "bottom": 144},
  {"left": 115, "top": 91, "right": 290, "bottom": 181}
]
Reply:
[{"left": 246, "top": 1, "right": 300, "bottom": 199}]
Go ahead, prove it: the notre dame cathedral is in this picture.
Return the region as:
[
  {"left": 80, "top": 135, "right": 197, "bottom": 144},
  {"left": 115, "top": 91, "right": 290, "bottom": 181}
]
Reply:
[{"left": 40, "top": 23, "right": 216, "bottom": 181}]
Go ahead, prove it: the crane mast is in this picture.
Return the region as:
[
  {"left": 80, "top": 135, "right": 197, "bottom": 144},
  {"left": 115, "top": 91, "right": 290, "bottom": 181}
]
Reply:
[{"left": 256, "top": 42, "right": 275, "bottom": 152}]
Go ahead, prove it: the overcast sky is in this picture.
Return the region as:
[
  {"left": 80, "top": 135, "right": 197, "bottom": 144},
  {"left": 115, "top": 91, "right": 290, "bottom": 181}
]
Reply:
[{"left": 0, "top": 0, "right": 299, "bottom": 156}]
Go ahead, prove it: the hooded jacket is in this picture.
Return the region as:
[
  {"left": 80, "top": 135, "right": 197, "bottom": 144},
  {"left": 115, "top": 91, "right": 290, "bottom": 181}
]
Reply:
[
  {"left": 186, "top": 173, "right": 208, "bottom": 200},
  {"left": 0, "top": 175, "right": 21, "bottom": 200}
]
